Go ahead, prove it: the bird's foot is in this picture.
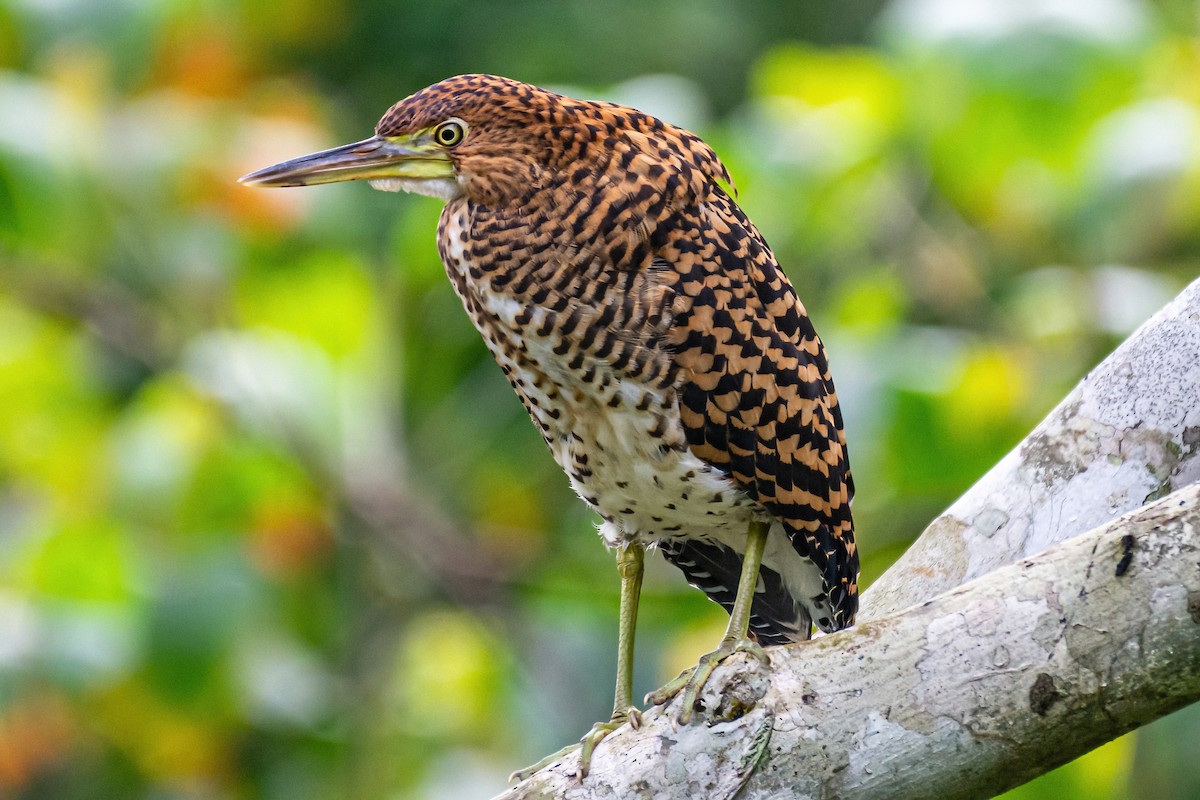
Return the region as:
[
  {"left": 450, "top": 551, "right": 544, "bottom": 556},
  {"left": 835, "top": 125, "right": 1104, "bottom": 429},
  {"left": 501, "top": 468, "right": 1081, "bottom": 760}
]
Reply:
[
  {"left": 645, "top": 637, "right": 769, "bottom": 725},
  {"left": 509, "top": 707, "right": 642, "bottom": 783}
]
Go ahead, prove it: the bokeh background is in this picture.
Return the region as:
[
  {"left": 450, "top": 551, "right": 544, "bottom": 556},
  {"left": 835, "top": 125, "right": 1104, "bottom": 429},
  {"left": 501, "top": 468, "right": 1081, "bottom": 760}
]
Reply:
[{"left": 1, "top": 0, "right": 1199, "bottom": 797}]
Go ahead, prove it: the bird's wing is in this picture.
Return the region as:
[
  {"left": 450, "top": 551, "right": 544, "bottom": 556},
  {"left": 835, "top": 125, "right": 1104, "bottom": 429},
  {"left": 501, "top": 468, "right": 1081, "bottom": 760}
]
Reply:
[{"left": 662, "top": 186, "right": 858, "bottom": 637}]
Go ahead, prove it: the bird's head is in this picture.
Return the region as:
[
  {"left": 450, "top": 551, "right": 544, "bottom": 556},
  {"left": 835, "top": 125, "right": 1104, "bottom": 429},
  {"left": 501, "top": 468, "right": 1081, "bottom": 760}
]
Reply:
[{"left": 240, "top": 74, "right": 731, "bottom": 209}]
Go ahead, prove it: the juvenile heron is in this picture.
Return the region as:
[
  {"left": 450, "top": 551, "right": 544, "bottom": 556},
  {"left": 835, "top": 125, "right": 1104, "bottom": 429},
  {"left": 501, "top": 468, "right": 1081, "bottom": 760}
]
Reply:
[{"left": 241, "top": 74, "right": 858, "bottom": 780}]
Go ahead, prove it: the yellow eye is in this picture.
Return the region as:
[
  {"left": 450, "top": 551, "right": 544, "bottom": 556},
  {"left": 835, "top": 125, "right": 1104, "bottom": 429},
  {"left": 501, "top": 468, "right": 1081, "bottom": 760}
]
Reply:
[{"left": 434, "top": 120, "right": 465, "bottom": 147}]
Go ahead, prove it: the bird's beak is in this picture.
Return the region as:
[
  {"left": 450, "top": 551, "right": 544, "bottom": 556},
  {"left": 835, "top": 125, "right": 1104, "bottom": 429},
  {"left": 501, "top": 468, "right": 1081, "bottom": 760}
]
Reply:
[{"left": 238, "top": 135, "right": 453, "bottom": 187}]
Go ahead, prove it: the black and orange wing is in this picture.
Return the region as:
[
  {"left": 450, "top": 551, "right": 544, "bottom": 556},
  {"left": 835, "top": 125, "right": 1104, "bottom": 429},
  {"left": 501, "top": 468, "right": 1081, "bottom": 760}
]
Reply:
[{"left": 660, "top": 185, "right": 857, "bottom": 639}]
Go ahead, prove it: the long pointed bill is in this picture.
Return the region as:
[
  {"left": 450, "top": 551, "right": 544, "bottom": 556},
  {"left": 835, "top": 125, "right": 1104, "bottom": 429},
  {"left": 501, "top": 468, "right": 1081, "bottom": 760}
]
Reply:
[{"left": 238, "top": 135, "right": 453, "bottom": 187}]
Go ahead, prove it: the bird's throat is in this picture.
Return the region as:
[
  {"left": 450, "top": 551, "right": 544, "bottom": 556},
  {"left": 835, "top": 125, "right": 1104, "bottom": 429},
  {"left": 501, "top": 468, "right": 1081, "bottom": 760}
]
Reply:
[{"left": 369, "top": 176, "right": 464, "bottom": 201}]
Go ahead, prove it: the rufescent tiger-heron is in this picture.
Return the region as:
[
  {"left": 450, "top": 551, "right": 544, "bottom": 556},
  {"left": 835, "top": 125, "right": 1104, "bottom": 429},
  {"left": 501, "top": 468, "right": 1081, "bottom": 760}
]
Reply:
[{"left": 240, "top": 73, "right": 858, "bottom": 781}]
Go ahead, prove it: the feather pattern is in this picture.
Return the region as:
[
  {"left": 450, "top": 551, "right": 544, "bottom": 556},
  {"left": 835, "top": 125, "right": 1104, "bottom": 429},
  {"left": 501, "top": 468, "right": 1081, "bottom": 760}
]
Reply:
[{"left": 382, "top": 74, "right": 857, "bottom": 640}]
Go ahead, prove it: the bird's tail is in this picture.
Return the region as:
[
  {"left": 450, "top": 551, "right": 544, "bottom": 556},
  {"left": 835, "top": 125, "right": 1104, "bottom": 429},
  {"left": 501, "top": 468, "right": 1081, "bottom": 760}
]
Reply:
[{"left": 658, "top": 539, "right": 813, "bottom": 646}]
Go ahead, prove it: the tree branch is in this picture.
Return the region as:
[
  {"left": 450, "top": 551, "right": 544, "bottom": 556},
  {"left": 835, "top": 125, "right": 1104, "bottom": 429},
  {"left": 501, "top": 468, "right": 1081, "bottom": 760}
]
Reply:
[
  {"left": 864, "top": 276, "right": 1200, "bottom": 620},
  {"left": 494, "top": 277, "right": 1200, "bottom": 799},
  {"left": 502, "top": 484, "right": 1200, "bottom": 800}
]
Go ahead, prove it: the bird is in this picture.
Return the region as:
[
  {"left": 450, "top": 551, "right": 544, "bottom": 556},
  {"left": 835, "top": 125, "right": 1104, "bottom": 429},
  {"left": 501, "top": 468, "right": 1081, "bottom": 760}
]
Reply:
[{"left": 240, "top": 73, "right": 858, "bottom": 780}]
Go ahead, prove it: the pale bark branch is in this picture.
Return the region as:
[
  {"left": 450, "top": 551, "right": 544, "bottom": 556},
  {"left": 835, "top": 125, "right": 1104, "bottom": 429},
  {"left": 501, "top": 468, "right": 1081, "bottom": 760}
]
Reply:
[
  {"left": 503, "top": 484, "right": 1200, "bottom": 800},
  {"left": 864, "top": 276, "right": 1200, "bottom": 620},
  {"left": 494, "top": 277, "right": 1200, "bottom": 799}
]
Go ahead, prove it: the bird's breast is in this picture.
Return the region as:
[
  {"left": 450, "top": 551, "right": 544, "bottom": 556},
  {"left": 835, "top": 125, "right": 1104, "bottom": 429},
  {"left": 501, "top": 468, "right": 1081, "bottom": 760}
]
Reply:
[{"left": 438, "top": 206, "right": 765, "bottom": 547}]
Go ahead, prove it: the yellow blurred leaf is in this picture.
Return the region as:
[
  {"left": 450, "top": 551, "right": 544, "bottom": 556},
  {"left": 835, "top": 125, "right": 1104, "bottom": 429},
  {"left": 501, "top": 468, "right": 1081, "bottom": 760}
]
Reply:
[
  {"left": 0, "top": 297, "right": 110, "bottom": 513},
  {"left": 395, "top": 610, "right": 505, "bottom": 741},
  {"left": 833, "top": 268, "right": 908, "bottom": 334},
  {"left": 944, "top": 345, "right": 1030, "bottom": 439},
  {"left": 17, "top": 519, "right": 138, "bottom": 603},
  {"left": 753, "top": 44, "right": 903, "bottom": 130},
  {"left": 235, "top": 250, "right": 376, "bottom": 360}
]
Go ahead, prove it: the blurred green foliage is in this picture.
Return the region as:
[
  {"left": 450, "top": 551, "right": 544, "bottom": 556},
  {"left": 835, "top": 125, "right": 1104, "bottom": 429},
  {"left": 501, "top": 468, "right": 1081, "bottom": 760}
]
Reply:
[{"left": 0, "top": 0, "right": 1198, "bottom": 798}]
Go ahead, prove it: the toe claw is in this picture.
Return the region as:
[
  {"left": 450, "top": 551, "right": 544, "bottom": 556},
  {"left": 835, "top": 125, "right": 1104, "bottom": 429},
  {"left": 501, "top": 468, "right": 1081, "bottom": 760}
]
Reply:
[{"left": 627, "top": 707, "right": 643, "bottom": 730}]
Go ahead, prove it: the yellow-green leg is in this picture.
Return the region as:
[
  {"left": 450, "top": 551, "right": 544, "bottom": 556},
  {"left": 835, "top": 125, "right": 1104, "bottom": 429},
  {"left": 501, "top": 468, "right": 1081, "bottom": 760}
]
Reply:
[
  {"left": 511, "top": 542, "right": 645, "bottom": 782},
  {"left": 646, "top": 520, "right": 771, "bottom": 724}
]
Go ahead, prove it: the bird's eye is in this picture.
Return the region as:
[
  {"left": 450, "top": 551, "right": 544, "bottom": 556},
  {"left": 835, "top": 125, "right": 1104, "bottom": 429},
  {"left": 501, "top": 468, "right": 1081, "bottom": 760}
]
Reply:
[{"left": 434, "top": 120, "right": 465, "bottom": 147}]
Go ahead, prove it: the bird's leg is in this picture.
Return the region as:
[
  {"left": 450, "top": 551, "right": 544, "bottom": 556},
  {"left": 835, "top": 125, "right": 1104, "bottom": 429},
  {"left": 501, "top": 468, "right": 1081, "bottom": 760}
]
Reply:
[
  {"left": 510, "top": 542, "right": 645, "bottom": 782},
  {"left": 610, "top": 540, "right": 645, "bottom": 723},
  {"left": 578, "top": 541, "right": 645, "bottom": 765},
  {"left": 646, "top": 520, "right": 771, "bottom": 724}
]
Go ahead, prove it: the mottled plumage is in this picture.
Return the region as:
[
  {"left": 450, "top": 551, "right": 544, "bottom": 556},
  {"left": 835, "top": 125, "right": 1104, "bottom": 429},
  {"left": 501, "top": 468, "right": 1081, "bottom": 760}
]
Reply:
[
  {"left": 380, "top": 74, "right": 857, "bottom": 636},
  {"left": 240, "top": 73, "right": 858, "bottom": 776}
]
